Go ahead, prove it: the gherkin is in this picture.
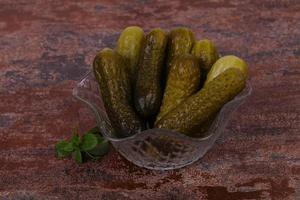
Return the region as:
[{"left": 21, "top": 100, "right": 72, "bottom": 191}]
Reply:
[
  {"left": 155, "top": 68, "right": 246, "bottom": 136},
  {"left": 116, "top": 26, "right": 145, "bottom": 81},
  {"left": 155, "top": 55, "right": 201, "bottom": 123},
  {"left": 166, "top": 27, "right": 195, "bottom": 73},
  {"left": 205, "top": 55, "right": 248, "bottom": 85},
  {"left": 134, "top": 28, "right": 168, "bottom": 118},
  {"left": 93, "top": 48, "right": 143, "bottom": 137},
  {"left": 191, "top": 39, "right": 219, "bottom": 72}
]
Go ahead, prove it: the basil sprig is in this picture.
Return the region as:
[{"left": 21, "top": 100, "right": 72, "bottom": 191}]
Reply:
[{"left": 55, "top": 127, "right": 109, "bottom": 163}]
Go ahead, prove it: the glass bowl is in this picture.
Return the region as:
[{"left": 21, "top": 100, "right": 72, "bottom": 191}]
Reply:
[{"left": 73, "top": 71, "right": 252, "bottom": 170}]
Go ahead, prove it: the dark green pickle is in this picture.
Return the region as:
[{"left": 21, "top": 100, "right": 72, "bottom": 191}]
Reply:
[
  {"left": 205, "top": 55, "right": 248, "bottom": 85},
  {"left": 116, "top": 26, "right": 145, "bottom": 81},
  {"left": 191, "top": 39, "right": 219, "bottom": 73},
  {"left": 134, "top": 28, "right": 168, "bottom": 118},
  {"left": 166, "top": 28, "right": 195, "bottom": 73},
  {"left": 191, "top": 39, "right": 219, "bottom": 87},
  {"left": 93, "top": 48, "right": 143, "bottom": 137},
  {"left": 155, "top": 68, "right": 246, "bottom": 136},
  {"left": 155, "top": 55, "right": 201, "bottom": 123}
]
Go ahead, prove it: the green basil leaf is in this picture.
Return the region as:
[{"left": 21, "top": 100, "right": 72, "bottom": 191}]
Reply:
[
  {"left": 71, "top": 134, "right": 81, "bottom": 147},
  {"left": 72, "top": 149, "right": 82, "bottom": 163},
  {"left": 55, "top": 140, "right": 68, "bottom": 149},
  {"left": 81, "top": 133, "right": 98, "bottom": 151},
  {"left": 62, "top": 142, "right": 74, "bottom": 152},
  {"left": 56, "top": 150, "right": 70, "bottom": 158},
  {"left": 55, "top": 141, "right": 72, "bottom": 158},
  {"left": 87, "top": 137, "right": 109, "bottom": 156}
]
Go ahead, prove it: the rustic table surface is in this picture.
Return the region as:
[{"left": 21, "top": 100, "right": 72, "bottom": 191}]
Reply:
[{"left": 0, "top": 0, "right": 299, "bottom": 199}]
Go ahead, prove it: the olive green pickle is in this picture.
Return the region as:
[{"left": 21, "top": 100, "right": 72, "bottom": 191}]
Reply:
[
  {"left": 156, "top": 55, "right": 201, "bottom": 123},
  {"left": 155, "top": 68, "right": 246, "bottom": 136},
  {"left": 191, "top": 39, "right": 219, "bottom": 72},
  {"left": 92, "top": 27, "right": 248, "bottom": 139},
  {"left": 93, "top": 48, "right": 143, "bottom": 137},
  {"left": 166, "top": 28, "right": 195, "bottom": 73},
  {"left": 116, "top": 26, "right": 145, "bottom": 81},
  {"left": 205, "top": 55, "right": 248, "bottom": 85},
  {"left": 134, "top": 28, "right": 168, "bottom": 118}
]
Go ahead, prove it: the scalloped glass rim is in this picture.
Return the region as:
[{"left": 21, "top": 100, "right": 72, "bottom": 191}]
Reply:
[{"left": 73, "top": 70, "right": 252, "bottom": 170}]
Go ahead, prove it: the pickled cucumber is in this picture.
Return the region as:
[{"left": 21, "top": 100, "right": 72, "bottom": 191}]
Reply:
[
  {"left": 155, "top": 55, "right": 201, "bottom": 123},
  {"left": 134, "top": 28, "right": 168, "bottom": 118},
  {"left": 155, "top": 68, "right": 246, "bottom": 136},
  {"left": 166, "top": 28, "right": 195, "bottom": 72},
  {"left": 93, "top": 48, "right": 143, "bottom": 137},
  {"left": 205, "top": 55, "right": 248, "bottom": 85},
  {"left": 116, "top": 26, "right": 145, "bottom": 80},
  {"left": 191, "top": 39, "right": 219, "bottom": 72}
]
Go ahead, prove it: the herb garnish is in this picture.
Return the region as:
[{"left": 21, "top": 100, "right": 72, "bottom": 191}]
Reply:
[{"left": 55, "top": 127, "right": 109, "bottom": 163}]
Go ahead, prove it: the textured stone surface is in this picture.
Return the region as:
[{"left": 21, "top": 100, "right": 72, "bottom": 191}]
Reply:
[{"left": 0, "top": 0, "right": 299, "bottom": 199}]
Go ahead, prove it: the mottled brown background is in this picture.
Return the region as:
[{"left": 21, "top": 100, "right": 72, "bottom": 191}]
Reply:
[{"left": 0, "top": 0, "right": 299, "bottom": 199}]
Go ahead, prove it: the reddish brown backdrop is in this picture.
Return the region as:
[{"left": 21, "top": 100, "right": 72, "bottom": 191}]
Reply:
[{"left": 0, "top": 0, "right": 299, "bottom": 199}]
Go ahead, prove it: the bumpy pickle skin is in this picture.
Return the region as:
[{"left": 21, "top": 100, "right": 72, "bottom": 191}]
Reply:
[
  {"left": 155, "top": 55, "right": 201, "bottom": 123},
  {"left": 134, "top": 28, "right": 168, "bottom": 118},
  {"left": 155, "top": 68, "right": 246, "bottom": 136},
  {"left": 166, "top": 28, "right": 195, "bottom": 72},
  {"left": 116, "top": 26, "right": 145, "bottom": 80},
  {"left": 191, "top": 39, "right": 219, "bottom": 72},
  {"left": 197, "top": 55, "right": 247, "bottom": 136},
  {"left": 191, "top": 39, "right": 219, "bottom": 88},
  {"left": 205, "top": 55, "right": 248, "bottom": 85},
  {"left": 93, "top": 48, "right": 143, "bottom": 138}
]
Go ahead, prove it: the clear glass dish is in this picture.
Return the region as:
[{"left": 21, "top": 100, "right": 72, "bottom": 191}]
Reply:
[{"left": 73, "top": 71, "right": 252, "bottom": 170}]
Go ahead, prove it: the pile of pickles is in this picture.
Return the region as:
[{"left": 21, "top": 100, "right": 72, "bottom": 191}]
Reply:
[{"left": 93, "top": 26, "right": 248, "bottom": 138}]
